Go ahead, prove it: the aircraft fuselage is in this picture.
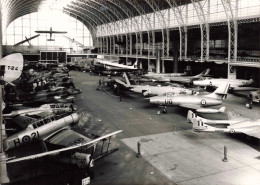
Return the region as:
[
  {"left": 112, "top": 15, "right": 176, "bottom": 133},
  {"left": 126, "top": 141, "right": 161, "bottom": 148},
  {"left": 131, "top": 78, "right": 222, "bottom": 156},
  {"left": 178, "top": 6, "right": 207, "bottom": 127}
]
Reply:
[
  {"left": 149, "top": 95, "right": 222, "bottom": 107},
  {"left": 4, "top": 113, "right": 79, "bottom": 151}
]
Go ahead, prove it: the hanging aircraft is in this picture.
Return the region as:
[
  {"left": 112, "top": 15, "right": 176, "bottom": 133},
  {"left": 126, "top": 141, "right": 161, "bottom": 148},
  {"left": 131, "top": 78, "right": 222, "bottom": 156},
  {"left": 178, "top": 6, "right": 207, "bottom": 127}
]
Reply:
[
  {"left": 114, "top": 72, "right": 195, "bottom": 96},
  {"left": 0, "top": 53, "right": 23, "bottom": 83},
  {"left": 193, "top": 78, "right": 256, "bottom": 91},
  {"left": 142, "top": 68, "right": 210, "bottom": 84},
  {"left": 148, "top": 83, "right": 230, "bottom": 113},
  {"left": 13, "top": 34, "right": 40, "bottom": 46},
  {"left": 188, "top": 110, "right": 260, "bottom": 139},
  {"left": 35, "top": 27, "right": 67, "bottom": 41}
]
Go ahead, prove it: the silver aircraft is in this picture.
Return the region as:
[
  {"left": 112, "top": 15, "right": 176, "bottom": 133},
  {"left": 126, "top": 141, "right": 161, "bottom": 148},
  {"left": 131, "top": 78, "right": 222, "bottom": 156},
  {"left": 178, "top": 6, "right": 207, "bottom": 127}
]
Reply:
[
  {"left": 115, "top": 72, "right": 195, "bottom": 96},
  {"left": 140, "top": 68, "right": 210, "bottom": 84},
  {"left": 193, "top": 78, "right": 256, "bottom": 91},
  {"left": 149, "top": 83, "right": 230, "bottom": 113},
  {"left": 188, "top": 110, "right": 260, "bottom": 139}
]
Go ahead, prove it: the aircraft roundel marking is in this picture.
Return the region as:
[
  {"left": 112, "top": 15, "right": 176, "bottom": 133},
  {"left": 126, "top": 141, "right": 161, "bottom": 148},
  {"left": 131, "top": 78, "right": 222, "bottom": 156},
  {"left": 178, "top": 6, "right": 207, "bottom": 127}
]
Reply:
[
  {"left": 230, "top": 129, "right": 235, "bottom": 133},
  {"left": 74, "top": 138, "right": 84, "bottom": 144},
  {"left": 22, "top": 135, "right": 30, "bottom": 143},
  {"left": 201, "top": 99, "right": 207, "bottom": 105}
]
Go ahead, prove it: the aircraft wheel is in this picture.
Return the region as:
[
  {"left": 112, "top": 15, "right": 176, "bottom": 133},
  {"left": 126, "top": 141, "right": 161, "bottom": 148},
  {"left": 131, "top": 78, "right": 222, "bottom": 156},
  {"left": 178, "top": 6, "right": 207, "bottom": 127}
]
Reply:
[{"left": 162, "top": 109, "right": 167, "bottom": 114}]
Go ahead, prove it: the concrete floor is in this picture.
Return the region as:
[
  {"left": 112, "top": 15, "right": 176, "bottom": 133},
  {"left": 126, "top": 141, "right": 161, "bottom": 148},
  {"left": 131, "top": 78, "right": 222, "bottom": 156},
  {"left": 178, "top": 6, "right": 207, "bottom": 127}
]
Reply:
[{"left": 3, "top": 71, "right": 260, "bottom": 185}]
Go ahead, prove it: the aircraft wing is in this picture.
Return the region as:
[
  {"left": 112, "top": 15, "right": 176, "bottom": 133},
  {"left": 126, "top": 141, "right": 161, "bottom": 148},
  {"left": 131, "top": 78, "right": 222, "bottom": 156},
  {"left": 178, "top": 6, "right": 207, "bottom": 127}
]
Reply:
[
  {"left": 6, "top": 130, "right": 122, "bottom": 163},
  {"left": 45, "top": 129, "right": 92, "bottom": 147},
  {"left": 242, "top": 126, "right": 260, "bottom": 139},
  {"left": 14, "top": 34, "right": 40, "bottom": 46},
  {"left": 179, "top": 104, "right": 201, "bottom": 110}
]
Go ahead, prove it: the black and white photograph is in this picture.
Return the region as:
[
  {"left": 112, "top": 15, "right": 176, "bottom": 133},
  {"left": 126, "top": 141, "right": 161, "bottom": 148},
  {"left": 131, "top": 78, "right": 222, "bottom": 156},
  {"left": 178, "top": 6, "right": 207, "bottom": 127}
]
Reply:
[{"left": 0, "top": 0, "right": 260, "bottom": 184}]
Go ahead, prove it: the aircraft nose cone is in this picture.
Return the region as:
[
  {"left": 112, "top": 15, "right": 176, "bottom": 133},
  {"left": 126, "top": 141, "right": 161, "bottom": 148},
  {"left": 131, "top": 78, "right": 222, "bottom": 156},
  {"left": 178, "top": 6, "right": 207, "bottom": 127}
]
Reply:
[{"left": 149, "top": 97, "right": 157, "bottom": 104}]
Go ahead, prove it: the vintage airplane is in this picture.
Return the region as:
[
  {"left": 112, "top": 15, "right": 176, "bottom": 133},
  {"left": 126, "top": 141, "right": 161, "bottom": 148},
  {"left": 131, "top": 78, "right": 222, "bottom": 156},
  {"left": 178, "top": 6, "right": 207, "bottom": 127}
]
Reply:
[
  {"left": 143, "top": 68, "right": 210, "bottom": 84},
  {"left": 114, "top": 72, "right": 195, "bottom": 96},
  {"left": 35, "top": 27, "right": 67, "bottom": 41},
  {"left": 188, "top": 110, "right": 260, "bottom": 139},
  {"left": 94, "top": 58, "right": 138, "bottom": 72},
  {"left": 0, "top": 53, "right": 24, "bottom": 83},
  {"left": 148, "top": 83, "right": 230, "bottom": 113},
  {"left": 3, "top": 103, "right": 75, "bottom": 118},
  {"left": 4, "top": 111, "right": 122, "bottom": 169},
  {"left": 193, "top": 78, "right": 256, "bottom": 91},
  {"left": 13, "top": 34, "right": 40, "bottom": 46}
]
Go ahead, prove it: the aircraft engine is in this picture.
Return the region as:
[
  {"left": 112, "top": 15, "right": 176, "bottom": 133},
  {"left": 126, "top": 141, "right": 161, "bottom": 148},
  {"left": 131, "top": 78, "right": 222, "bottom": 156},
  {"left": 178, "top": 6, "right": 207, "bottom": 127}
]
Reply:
[{"left": 73, "top": 152, "right": 94, "bottom": 169}]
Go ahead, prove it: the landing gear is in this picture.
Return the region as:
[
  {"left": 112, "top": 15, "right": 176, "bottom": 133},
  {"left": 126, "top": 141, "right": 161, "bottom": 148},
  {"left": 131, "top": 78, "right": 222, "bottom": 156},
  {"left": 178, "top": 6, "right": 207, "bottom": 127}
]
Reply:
[{"left": 158, "top": 106, "right": 167, "bottom": 114}]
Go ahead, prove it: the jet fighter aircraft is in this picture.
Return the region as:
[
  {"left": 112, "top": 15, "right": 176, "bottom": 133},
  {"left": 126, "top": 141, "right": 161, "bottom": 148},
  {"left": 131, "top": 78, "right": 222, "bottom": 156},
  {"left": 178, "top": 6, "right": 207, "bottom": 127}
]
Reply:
[
  {"left": 149, "top": 83, "right": 230, "bottom": 113},
  {"left": 114, "top": 72, "right": 195, "bottom": 96},
  {"left": 188, "top": 110, "right": 260, "bottom": 139},
  {"left": 142, "top": 68, "right": 210, "bottom": 84},
  {"left": 193, "top": 78, "right": 256, "bottom": 91}
]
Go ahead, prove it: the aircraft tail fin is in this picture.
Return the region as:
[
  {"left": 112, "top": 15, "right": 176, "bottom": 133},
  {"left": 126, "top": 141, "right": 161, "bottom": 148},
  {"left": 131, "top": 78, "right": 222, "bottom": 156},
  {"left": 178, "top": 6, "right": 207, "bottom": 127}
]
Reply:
[
  {"left": 219, "top": 107, "right": 226, "bottom": 113},
  {"left": 187, "top": 110, "right": 197, "bottom": 123},
  {"left": 132, "top": 61, "right": 138, "bottom": 69},
  {"left": 0, "top": 53, "right": 24, "bottom": 83},
  {"left": 204, "top": 83, "right": 230, "bottom": 100},
  {"left": 194, "top": 68, "right": 210, "bottom": 78},
  {"left": 191, "top": 117, "right": 210, "bottom": 132}
]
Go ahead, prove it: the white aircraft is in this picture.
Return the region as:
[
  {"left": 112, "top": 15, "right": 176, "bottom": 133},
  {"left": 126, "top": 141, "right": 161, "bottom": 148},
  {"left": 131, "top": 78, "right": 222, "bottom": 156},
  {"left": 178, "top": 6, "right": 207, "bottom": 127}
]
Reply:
[
  {"left": 188, "top": 110, "right": 260, "bottom": 139},
  {"left": 114, "top": 72, "right": 195, "bottom": 96},
  {"left": 141, "top": 71, "right": 188, "bottom": 79},
  {"left": 0, "top": 53, "right": 24, "bottom": 83},
  {"left": 148, "top": 83, "right": 230, "bottom": 113},
  {"left": 141, "top": 68, "right": 210, "bottom": 84},
  {"left": 94, "top": 58, "right": 138, "bottom": 71},
  {"left": 193, "top": 78, "right": 256, "bottom": 91}
]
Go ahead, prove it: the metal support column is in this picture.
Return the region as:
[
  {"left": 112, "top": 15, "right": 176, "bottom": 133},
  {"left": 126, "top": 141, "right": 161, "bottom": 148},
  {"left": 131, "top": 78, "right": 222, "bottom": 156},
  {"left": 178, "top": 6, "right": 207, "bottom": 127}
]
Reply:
[
  {"left": 191, "top": 0, "right": 210, "bottom": 62},
  {"left": 221, "top": 0, "right": 238, "bottom": 79}
]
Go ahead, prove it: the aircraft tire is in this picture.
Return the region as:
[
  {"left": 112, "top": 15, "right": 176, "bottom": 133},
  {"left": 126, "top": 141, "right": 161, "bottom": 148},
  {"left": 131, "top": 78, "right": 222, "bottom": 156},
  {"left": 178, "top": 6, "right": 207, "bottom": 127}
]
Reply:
[{"left": 162, "top": 109, "right": 167, "bottom": 114}]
